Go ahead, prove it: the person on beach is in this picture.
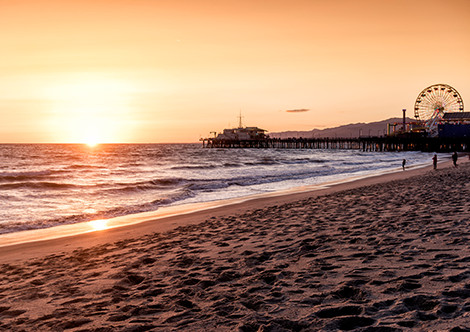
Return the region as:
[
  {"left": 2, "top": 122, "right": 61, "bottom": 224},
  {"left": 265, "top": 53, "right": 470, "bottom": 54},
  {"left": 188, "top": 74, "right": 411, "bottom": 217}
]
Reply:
[
  {"left": 432, "top": 154, "right": 437, "bottom": 169},
  {"left": 402, "top": 159, "right": 406, "bottom": 170},
  {"left": 452, "top": 152, "right": 458, "bottom": 167}
]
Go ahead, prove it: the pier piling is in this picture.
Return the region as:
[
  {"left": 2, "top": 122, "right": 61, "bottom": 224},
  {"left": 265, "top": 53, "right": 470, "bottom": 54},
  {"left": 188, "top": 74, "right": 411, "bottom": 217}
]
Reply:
[{"left": 202, "top": 136, "right": 470, "bottom": 152}]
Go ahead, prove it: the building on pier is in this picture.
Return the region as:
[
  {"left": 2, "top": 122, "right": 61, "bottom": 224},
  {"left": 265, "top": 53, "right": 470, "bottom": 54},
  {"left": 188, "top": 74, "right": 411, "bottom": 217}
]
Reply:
[
  {"left": 215, "top": 126, "right": 268, "bottom": 141},
  {"left": 209, "top": 112, "right": 268, "bottom": 141},
  {"left": 437, "top": 112, "right": 470, "bottom": 138}
]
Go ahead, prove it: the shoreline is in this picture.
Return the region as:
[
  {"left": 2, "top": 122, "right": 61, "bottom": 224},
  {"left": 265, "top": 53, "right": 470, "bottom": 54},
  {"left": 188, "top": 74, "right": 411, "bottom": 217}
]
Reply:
[
  {"left": 0, "top": 160, "right": 430, "bottom": 246},
  {"left": 0, "top": 147, "right": 442, "bottom": 246},
  {"left": 0, "top": 164, "right": 414, "bottom": 246},
  {"left": 1, "top": 159, "right": 469, "bottom": 330},
  {"left": 0, "top": 158, "right": 447, "bottom": 263}
]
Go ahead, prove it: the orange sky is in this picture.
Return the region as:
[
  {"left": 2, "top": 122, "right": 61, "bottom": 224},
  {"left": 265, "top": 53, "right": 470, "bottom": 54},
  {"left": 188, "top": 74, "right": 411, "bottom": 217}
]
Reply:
[{"left": 1, "top": 0, "right": 469, "bottom": 143}]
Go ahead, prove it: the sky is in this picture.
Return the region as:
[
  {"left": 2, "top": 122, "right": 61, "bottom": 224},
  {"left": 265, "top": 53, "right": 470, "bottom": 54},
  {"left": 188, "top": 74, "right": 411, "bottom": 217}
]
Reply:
[{"left": 1, "top": 0, "right": 469, "bottom": 143}]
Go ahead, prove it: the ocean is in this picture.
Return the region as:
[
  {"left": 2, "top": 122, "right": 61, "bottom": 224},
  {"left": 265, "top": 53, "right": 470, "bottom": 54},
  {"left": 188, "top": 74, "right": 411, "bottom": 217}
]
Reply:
[{"left": 0, "top": 143, "right": 438, "bottom": 235}]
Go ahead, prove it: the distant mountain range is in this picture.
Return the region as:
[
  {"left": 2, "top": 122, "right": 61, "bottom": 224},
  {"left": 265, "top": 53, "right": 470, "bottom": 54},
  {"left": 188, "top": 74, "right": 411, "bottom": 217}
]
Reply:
[{"left": 269, "top": 117, "right": 414, "bottom": 139}]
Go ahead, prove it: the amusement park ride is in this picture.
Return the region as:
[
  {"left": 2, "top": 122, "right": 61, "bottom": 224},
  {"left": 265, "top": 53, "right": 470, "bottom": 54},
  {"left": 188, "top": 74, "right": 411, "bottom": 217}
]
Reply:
[{"left": 389, "top": 84, "right": 465, "bottom": 137}]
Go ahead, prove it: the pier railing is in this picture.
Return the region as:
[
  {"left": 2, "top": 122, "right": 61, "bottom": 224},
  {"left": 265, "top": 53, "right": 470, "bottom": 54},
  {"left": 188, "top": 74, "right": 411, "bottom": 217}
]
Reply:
[{"left": 202, "top": 136, "right": 470, "bottom": 152}]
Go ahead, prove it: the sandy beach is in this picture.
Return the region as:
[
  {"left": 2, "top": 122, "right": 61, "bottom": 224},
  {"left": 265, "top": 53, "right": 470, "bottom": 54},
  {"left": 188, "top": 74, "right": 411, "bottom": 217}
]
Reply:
[{"left": 1, "top": 161, "right": 470, "bottom": 331}]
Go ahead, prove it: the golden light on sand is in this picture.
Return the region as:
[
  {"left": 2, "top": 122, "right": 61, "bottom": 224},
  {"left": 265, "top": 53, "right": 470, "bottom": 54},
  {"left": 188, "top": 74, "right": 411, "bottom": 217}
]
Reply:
[
  {"left": 42, "top": 75, "right": 136, "bottom": 143},
  {"left": 89, "top": 219, "right": 108, "bottom": 231}
]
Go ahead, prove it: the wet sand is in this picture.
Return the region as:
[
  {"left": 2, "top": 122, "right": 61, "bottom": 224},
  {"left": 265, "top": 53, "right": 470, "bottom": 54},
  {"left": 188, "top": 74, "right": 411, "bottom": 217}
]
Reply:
[{"left": 1, "top": 160, "right": 470, "bottom": 331}]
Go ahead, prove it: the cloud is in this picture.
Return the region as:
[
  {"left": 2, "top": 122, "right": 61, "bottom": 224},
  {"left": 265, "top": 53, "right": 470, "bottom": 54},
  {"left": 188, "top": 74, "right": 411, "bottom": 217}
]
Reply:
[{"left": 285, "top": 108, "right": 310, "bottom": 113}]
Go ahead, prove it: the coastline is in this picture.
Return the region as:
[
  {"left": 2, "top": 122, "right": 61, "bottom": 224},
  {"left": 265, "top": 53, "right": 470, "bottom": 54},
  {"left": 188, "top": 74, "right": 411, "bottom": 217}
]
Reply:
[
  {"left": 0, "top": 159, "right": 441, "bottom": 260},
  {"left": 0, "top": 145, "right": 439, "bottom": 242},
  {"left": 1, "top": 159, "right": 470, "bottom": 330}
]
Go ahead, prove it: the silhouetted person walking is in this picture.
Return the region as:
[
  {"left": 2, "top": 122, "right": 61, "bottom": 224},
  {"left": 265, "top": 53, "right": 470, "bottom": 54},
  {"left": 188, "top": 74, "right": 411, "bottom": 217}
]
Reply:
[
  {"left": 452, "top": 152, "right": 458, "bottom": 167},
  {"left": 402, "top": 159, "right": 406, "bottom": 170},
  {"left": 432, "top": 154, "right": 437, "bottom": 169}
]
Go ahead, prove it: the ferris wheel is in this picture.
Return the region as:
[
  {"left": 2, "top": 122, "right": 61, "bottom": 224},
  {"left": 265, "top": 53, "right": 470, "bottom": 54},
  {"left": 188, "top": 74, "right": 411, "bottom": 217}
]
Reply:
[{"left": 414, "top": 84, "right": 464, "bottom": 135}]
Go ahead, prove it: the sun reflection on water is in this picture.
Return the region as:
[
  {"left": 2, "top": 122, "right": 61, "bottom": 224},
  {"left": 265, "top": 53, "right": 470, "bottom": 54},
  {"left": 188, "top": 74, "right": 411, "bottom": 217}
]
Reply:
[{"left": 89, "top": 219, "right": 108, "bottom": 231}]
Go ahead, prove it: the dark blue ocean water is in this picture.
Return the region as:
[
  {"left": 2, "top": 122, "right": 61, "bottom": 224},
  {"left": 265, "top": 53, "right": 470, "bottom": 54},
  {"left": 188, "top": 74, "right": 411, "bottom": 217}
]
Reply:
[{"left": 0, "top": 144, "right": 437, "bottom": 234}]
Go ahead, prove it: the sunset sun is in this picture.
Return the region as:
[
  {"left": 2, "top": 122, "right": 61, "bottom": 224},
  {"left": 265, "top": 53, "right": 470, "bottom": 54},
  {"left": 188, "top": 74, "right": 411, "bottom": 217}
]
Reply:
[
  {"left": 42, "top": 75, "right": 136, "bottom": 144},
  {"left": 84, "top": 137, "right": 100, "bottom": 148}
]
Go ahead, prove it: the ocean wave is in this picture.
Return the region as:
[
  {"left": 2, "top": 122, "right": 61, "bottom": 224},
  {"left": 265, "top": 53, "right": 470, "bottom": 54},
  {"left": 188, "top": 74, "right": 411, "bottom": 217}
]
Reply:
[
  {"left": 64, "top": 164, "right": 106, "bottom": 170},
  {"left": 223, "top": 162, "right": 243, "bottom": 167},
  {"left": 281, "top": 158, "right": 327, "bottom": 165},
  {"left": 0, "top": 170, "right": 58, "bottom": 182},
  {"left": 185, "top": 180, "right": 229, "bottom": 191},
  {"left": 0, "top": 181, "right": 82, "bottom": 190},
  {"left": 244, "top": 160, "right": 279, "bottom": 166},
  {"left": 342, "top": 161, "right": 370, "bottom": 166},
  {"left": 149, "top": 191, "right": 194, "bottom": 206},
  {"left": 172, "top": 162, "right": 247, "bottom": 170},
  {"left": 170, "top": 164, "right": 217, "bottom": 170},
  {"left": 131, "top": 178, "right": 182, "bottom": 187},
  {"left": 0, "top": 194, "right": 17, "bottom": 201},
  {"left": 102, "top": 178, "right": 184, "bottom": 194}
]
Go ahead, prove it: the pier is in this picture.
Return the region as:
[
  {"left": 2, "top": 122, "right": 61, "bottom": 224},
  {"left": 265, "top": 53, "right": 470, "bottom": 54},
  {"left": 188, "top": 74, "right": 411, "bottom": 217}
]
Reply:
[{"left": 202, "top": 136, "right": 470, "bottom": 152}]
